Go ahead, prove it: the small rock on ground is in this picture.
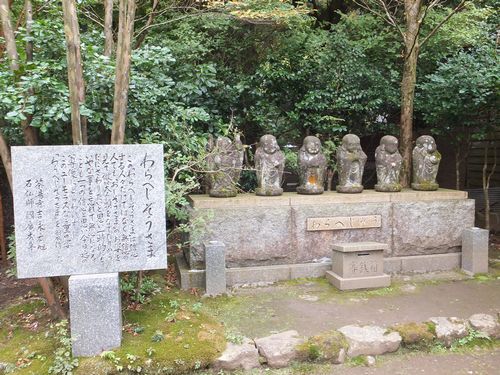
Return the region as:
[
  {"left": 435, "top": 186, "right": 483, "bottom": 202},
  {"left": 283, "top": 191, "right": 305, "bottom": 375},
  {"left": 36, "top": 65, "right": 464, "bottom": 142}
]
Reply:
[
  {"left": 468, "top": 314, "right": 500, "bottom": 339},
  {"left": 429, "top": 317, "right": 468, "bottom": 347},
  {"left": 366, "top": 355, "right": 376, "bottom": 366},
  {"left": 338, "top": 325, "right": 401, "bottom": 357},
  {"left": 255, "top": 330, "right": 305, "bottom": 368},
  {"left": 212, "top": 337, "right": 260, "bottom": 371}
]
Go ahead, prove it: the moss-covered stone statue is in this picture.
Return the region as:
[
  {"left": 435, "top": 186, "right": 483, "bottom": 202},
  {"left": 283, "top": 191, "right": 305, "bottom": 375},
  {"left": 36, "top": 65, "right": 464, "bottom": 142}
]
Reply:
[
  {"left": 336, "top": 134, "right": 367, "bottom": 193},
  {"left": 205, "top": 135, "right": 244, "bottom": 198},
  {"left": 297, "top": 136, "right": 327, "bottom": 195},
  {"left": 255, "top": 134, "right": 284, "bottom": 196},
  {"left": 375, "top": 135, "right": 403, "bottom": 192},
  {"left": 411, "top": 135, "right": 441, "bottom": 191}
]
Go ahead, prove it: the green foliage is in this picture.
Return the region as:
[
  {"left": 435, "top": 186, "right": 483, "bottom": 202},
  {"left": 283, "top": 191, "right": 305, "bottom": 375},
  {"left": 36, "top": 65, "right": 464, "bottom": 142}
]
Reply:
[
  {"left": 120, "top": 272, "right": 161, "bottom": 304},
  {"left": 6, "top": 228, "right": 16, "bottom": 278},
  {"left": 48, "top": 320, "right": 79, "bottom": 375}
]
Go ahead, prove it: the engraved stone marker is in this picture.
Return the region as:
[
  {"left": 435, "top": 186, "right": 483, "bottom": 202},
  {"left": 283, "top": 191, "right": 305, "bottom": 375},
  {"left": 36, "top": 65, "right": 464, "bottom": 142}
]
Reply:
[
  {"left": 12, "top": 144, "right": 167, "bottom": 356},
  {"left": 307, "top": 215, "right": 382, "bottom": 231}
]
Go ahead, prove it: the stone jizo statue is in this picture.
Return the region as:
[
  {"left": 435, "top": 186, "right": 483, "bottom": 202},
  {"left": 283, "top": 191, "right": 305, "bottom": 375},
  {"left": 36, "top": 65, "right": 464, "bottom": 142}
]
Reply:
[
  {"left": 336, "top": 134, "right": 367, "bottom": 193},
  {"left": 297, "top": 136, "right": 327, "bottom": 195},
  {"left": 255, "top": 134, "right": 285, "bottom": 196},
  {"left": 412, "top": 135, "right": 441, "bottom": 191},
  {"left": 206, "top": 135, "right": 244, "bottom": 198},
  {"left": 375, "top": 135, "right": 403, "bottom": 192}
]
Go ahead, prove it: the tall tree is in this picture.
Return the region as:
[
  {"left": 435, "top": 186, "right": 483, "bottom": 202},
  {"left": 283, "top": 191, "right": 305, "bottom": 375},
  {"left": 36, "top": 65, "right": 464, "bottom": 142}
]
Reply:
[
  {"left": 110, "top": 0, "right": 136, "bottom": 144},
  {"left": 354, "top": 0, "right": 466, "bottom": 186},
  {"left": 62, "top": 0, "right": 87, "bottom": 145},
  {"left": 104, "top": 0, "right": 114, "bottom": 57}
]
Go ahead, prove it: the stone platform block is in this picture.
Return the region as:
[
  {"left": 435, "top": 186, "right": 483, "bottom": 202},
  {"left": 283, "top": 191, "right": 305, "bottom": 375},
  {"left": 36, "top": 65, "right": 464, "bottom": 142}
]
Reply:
[
  {"left": 187, "top": 190, "right": 474, "bottom": 269},
  {"left": 204, "top": 241, "right": 226, "bottom": 296},
  {"left": 69, "top": 273, "right": 122, "bottom": 357},
  {"left": 462, "top": 227, "right": 489, "bottom": 275},
  {"left": 326, "top": 271, "right": 391, "bottom": 290}
]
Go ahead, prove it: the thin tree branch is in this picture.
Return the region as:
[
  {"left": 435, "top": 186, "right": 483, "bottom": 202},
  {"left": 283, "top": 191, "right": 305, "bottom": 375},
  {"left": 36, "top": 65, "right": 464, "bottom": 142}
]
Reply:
[
  {"left": 353, "top": 0, "right": 405, "bottom": 40},
  {"left": 420, "top": 0, "right": 466, "bottom": 47}
]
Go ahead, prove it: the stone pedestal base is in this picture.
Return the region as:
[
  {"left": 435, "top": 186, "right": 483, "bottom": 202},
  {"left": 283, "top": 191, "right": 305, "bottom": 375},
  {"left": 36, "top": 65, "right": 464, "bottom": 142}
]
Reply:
[
  {"left": 336, "top": 185, "right": 363, "bottom": 193},
  {"left": 326, "top": 270, "right": 391, "bottom": 290},
  {"left": 411, "top": 182, "right": 439, "bottom": 191},
  {"left": 462, "top": 227, "right": 489, "bottom": 275},
  {"left": 375, "top": 183, "right": 402, "bottom": 192},
  {"left": 69, "top": 273, "right": 122, "bottom": 357},
  {"left": 255, "top": 187, "right": 283, "bottom": 196}
]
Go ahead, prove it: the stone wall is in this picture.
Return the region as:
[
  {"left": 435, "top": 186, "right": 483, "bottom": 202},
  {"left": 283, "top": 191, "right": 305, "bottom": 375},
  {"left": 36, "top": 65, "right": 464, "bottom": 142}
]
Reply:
[{"left": 186, "top": 190, "right": 474, "bottom": 269}]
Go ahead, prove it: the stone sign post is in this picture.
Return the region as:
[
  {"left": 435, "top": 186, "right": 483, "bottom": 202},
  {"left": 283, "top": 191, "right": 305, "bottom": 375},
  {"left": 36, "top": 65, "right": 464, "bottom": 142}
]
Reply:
[{"left": 12, "top": 144, "right": 167, "bottom": 356}]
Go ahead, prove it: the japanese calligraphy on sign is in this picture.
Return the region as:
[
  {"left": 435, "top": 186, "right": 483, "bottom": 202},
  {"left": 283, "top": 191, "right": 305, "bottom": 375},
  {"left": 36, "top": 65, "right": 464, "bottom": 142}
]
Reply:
[
  {"left": 12, "top": 145, "right": 167, "bottom": 278},
  {"left": 306, "top": 215, "right": 382, "bottom": 231}
]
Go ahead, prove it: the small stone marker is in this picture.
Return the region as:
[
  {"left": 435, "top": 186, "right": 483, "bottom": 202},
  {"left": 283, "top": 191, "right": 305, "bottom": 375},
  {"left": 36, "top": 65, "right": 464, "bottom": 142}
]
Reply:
[
  {"left": 461, "top": 227, "right": 489, "bottom": 275},
  {"left": 69, "top": 273, "right": 122, "bottom": 356},
  {"left": 204, "top": 241, "right": 226, "bottom": 295},
  {"left": 11, "top": 145, "right": 167, "bottom": 356},
  {"left": 326, "top": 242, "right": 390, "bottom": 290}
]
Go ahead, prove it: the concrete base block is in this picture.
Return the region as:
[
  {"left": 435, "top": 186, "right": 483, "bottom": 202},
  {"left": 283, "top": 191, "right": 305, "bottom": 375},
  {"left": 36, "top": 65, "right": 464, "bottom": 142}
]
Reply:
[
  {"left": 400, "top": 253, "right": 461, "bottom": 273},
  {"left": 69, "top": 273, "right": 122, "bottom": 357},
  {"left": 325, "top": 270, "right": 391, "bottom": 290},
  {"left": 462, "top": 227, "right": 489, "bottom": 275},
  {"left": 176, "top": 253, "right": 461, "bottom": 289},
  {"left": 204, "top": 241, "right": 226, "bottom": 296}
]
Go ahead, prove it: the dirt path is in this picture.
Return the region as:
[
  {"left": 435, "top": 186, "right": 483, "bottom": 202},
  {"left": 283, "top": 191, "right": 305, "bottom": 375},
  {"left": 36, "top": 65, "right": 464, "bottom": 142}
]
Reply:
[
  {"left": 214, "top": 274, "right": 500, "bottom": 338},
  {"left": 327, "top": 349, "right": 500, "bottom": 375}
]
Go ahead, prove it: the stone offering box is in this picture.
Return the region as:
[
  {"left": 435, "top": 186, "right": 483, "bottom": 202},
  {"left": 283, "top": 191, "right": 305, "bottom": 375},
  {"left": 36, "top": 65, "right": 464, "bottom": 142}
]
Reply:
[
  {"left": 326, "top": 242, "right": 391, "bottom": 290},
  {"left": 178, "top": 189, "right": 474, "bottom": 289},
  {"left": 12, "top": 145, "right": 167, "bottom": 356}
]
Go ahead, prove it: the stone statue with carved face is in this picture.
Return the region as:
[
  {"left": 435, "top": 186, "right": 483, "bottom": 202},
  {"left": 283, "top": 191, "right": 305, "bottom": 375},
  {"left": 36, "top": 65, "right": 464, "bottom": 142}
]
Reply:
[
  {"left": 205, "top": 135, "right": 244, "bottom": 197},
  {"left": 336, "top": 134, "right": 367, "bottom": 193},
  {"left": 297, "top": 136, "right": 327, "bottom": 195},
  {"left": 375, "top": 135, "right": 403, "bottom": 192},
  {"left": 412, "top": 135, "right": 441, "bottom": 191},
  {"left": 255, "top": 134, "right": 284, "bottom": 196}
]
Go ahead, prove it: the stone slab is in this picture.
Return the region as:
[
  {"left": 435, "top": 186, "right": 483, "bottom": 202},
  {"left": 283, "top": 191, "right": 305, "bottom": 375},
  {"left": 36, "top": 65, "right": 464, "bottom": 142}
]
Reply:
[
  {"left": 188, "top": 189, "right": 468, "bottom": 209},
  {"left": 462, "top": 227, "right": 489, "bottom": 275},
  {"left": 255, "top": 330, "right": 305, "bottom": 368},
  {"left": 338, "top": 325, "right": 401, "bottom": 356},
  {"left": 204, "top": 241, "right": 226, "bottom": 296},
  {"left": 392, "top": 199, "right": 475, "bottom": 257},
  {"left": 176, "top": 254, "right": 463, "bottom": 290},
  {"left": 400, "top": 253, "right": 461, "bottom": 273},
  {"left": 212, "top": 337, "right": 260, "bottom": 371},
  {"left": 12, "top": 145, "right": 167, "bottom": 278},
  {"left": 306, "top": 215, "right": 381, "bottom": 231},
  {"left": 69, "top": 273, "right": 122, "bottom": 357},
  {"left": 325, "top": 270, "right": 391, "bottom": 290},
  {"left": 332, "top": 242, "right": 389, "bottom": 252}
]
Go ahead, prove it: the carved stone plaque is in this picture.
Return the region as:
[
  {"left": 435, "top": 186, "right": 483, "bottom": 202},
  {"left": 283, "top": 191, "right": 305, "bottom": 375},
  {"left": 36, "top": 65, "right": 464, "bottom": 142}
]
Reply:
[
  {"left": 12, "top": 144, "right": 167, "bottom": 278},
  {"left": 306, "top": 215, "right": 382, "bottom": 231}
]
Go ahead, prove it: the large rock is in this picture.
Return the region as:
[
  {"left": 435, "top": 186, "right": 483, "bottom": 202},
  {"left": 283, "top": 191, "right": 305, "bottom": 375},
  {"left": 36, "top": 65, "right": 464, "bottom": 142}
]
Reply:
[
  {"left": 468, "top": 314, "right": 500, "bottom": 339},
  {"left": 429, "top": 317, "right": 468, "bottom": 347},
  {"left": 212, "top": 338, "right": 260, "bottom": 371},
  {"left": 338, "top": 325, "right": 402, "bottom": 357},
  {"left": 296, "top": 330, "right": 348, "bottom": 364},
  {"left": 255, "top": 330, "right": 305, "bottom": 368}
]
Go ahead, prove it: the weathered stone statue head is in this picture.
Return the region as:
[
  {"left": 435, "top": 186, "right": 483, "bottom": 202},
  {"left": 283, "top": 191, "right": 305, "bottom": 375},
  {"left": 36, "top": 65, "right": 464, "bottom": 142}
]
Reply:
[
  {"left": 375, "top": 135, "right": 403, "bottom": 192},
  {"left": 255, "top": 134, "right": 284, "bottom": 196},
  {"left": 297, "top": 136, "right": 327, "bottom": 195},
  {"left": 336, "top": 134, "right": 367, "bottom": 193},
  {"left": 412, "top": 135, "right": 441, "bottom": 191},
  {"left": 205, "top": 135, "right": 244, "bottom": 198}
]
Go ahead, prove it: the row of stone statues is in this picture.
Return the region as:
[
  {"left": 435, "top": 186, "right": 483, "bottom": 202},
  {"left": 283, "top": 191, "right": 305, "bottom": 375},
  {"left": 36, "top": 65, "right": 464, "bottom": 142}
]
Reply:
[{"left": 205, "top": 133, "right": 441, "bottom": 197}]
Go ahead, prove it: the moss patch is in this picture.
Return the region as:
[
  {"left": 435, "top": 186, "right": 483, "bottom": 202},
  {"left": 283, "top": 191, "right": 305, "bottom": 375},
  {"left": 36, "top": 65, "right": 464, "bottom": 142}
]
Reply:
[
  {"left": 296, "top": 330, "right": 348, "bottom": 363},
  {"left": 391, "top": 322, "right": 435, "bottom": 350}
]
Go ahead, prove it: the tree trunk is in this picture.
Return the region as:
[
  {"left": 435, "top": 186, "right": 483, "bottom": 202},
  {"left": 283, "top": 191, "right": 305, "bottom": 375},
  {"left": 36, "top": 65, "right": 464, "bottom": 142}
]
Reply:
[
  {"left": 399, "top": 0, "right": 421, "bottom": 188},
  {"left": 110, "top": 0, "right": 136, "bottom": 145},
  {"left": 0, "top": 131, "right": 12, "bottom": 188},
  {"left": 38, "top": 277, "right": 67, "bottom": 319},
  {"left": 0, "top": 0, "right": 18, "bottom": 71},
  {"left": 482, "top": 140, "right": 498, "bottom": 231},
  {"left": 21, "top": 0, "right": 38, "bottom": 146},
  {"left": 62, "top": 0, "right": 87, "bottom": 145},
  {"left": 455, "top": 145, "right": 460, "bottom": 190},
  {"left": 0, "top": 193, "right": 6, "bottom": 266},
  {"left": 104, "top": 0, "right": 114, "bottom": 57}
]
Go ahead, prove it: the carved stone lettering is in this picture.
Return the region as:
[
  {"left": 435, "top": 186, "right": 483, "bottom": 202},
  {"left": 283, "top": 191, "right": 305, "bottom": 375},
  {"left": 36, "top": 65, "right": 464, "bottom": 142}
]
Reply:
[
  {"left": 12, "top": 145, "right": 167, "bottom": 278},
  {"left": 306, "top": 215, "right": 382, "bottom": 231}
]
